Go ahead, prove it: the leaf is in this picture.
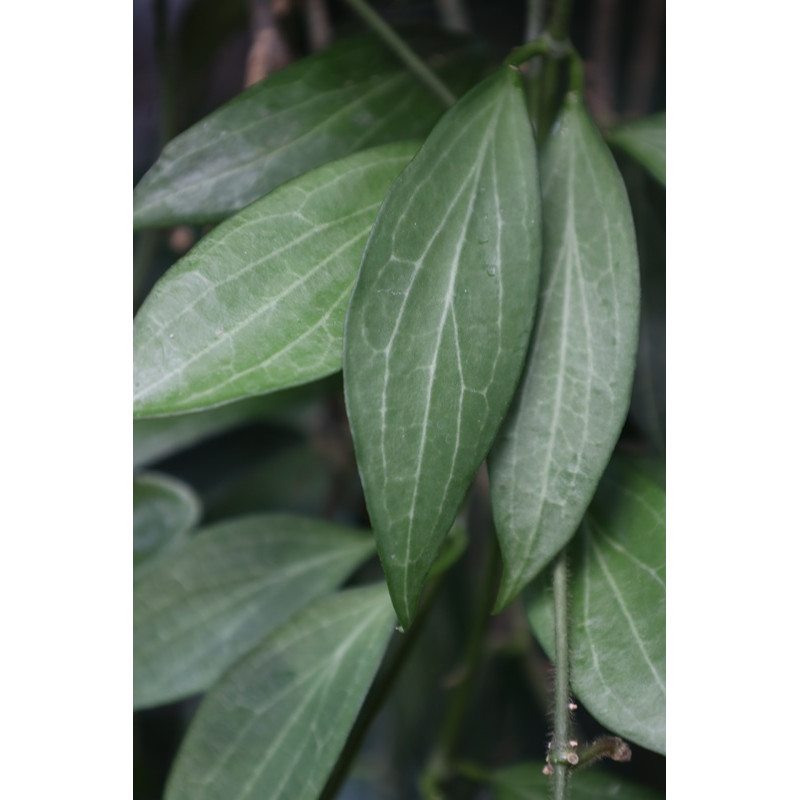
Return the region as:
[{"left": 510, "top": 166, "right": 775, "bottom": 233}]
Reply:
[
  {"left": 165, "top": 583, "right": 395, "bottom": 800},
  {"left": 133, "top": 472, "right": 201, "bottom": 573},
  {"left": 526, "top": 456, "right": 666, "bottom": 754},
  {"left": 607, "top": 112, "right": 665, "bottom": 187},
  {"left": 343, "top": 67, "right": 541, "bottom": 628},
  {"left": 133, "top": 30, "right": 486, "bottom": 228},
  {"left": 489, "top": 93, "right": 640, "bottom": 610},
  {"left": 133, "top": 143, "right": 418, "bottom": 418},
  {"left": 487, "top": 762, "right": 663, "bottom": 800},
  {"left": 133, "top": 514, "right": 374, "bottom": 709}
]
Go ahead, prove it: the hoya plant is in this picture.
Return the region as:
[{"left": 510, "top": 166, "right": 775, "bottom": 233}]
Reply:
[{"left": 133, "top": 1, "right": 665, "bottom": 798}]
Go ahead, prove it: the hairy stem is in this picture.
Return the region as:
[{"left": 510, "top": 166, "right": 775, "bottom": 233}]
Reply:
[
  {"left": 344, "top": 0, "right": 457, "bottom": 107},
  {"left": 550, "top": 548, "right": 575, "bottom": 800}
]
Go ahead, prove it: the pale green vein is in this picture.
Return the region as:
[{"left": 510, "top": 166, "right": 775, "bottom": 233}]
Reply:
[
  {"left": 591, "top": 525, "right": 665, "bottom": 588},
  {"left": 135, "top": 207, "right": 381, "bottom": 404},
  {"left": 137, "top": 158, "right": 394, "bottom": 350},
  {"left": 397, "top": 95, "right": 506, "bottom": 618},
  {"left": 586, "top": 524, "right": 665, "bottom": 693},
  {"left": 136, "top": 71, "right": 408, "bottom": 218}
]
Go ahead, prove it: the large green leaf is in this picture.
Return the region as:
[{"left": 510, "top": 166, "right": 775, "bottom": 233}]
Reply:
[
  {"left": 487, "top": 762, "right": 662, "bottom": 800},
  {"left": 489, "top": 93, "right": 640, "bottom": 610},
  {"left": 607, "top": 112, "right": 665, "bottom": 186},
  {"left": 133, "top": 472, "right": 201, "bottom": 573},
  {"left": 133, "top": 143, "right": 418, "bottom": 418},
  {"left": 526, "top": 456, "right": 666, "bottom": 754},
  {"left": 134, "top": 514, "right": 374, "bottom": 709},
  {"left": 343, "top": 67, "right": 541, "bottom": 629},
  {"left": 133, "top": 30, "right": 486, "bottom": 228},
  {"left": 165, "top": 583, "right": 395, "bottom": 800}
]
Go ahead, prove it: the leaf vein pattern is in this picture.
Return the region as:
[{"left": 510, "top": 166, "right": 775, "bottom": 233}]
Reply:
[
  {"left": 136, "top": 210, "right": 380, "bottom": 402},
  {"left": 393, "top": 96, "right": 506, "bottom": 617},
  {"left": 138, "top": 72, "right": 408, "bottom": 214},
  {"left": 586, "top": 523, "right": 665, "bottom": 693}
]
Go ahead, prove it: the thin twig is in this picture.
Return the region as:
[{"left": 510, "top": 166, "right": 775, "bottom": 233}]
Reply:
[{"left": 344, "top": 0, "right": 457, "bottom": 107}]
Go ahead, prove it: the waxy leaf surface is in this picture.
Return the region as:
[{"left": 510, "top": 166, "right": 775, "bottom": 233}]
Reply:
[
  {"left": 527, "top": 456, "right": 666, "bottom": 754},
  {"left": 134, "top": 31, "right": 485, "bottom": 228},
  {"left": 133, "top": 472, "right": 201, "bottom": 572},
  {"left": 133, "top": 143, "right": 417, "bottom": 418},
  {"left": 344, "top": 68, "right": 541, "bottom": 628},
  {"left": 607, "top": 112, "right": 665, "bottom": 186},
  {"left": 489, "top": 94, "right": 640, "bottom": 609},
  {"left": 166, "top": 584, "right": 395, "bottom": 800},
  {"left": 488, "top": 762, "right": 662, "bottom": 800},
  {"left": 133, "top": 514, "right": 374, "bottom": 709}
]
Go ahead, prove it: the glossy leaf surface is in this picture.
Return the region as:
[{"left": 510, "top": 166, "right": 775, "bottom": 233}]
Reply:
[
  {"left": 133, "top": 143, "right": 417, "bottom": 418},
  {"left": 133, "top": 472, "right": 201, "bottom": 572},
  {"left": 134, "top": 514, "right": 374, "bottom": 709},
  {"left": 344, "top": 68, "right": 541, "bottom": 628},
  {"left": 527, "top": 456, "right": 666, "bottom": 754},
  {"left": 489, "top": 93, "right": 640, "bottom": 610},
  {"left": 488, "top": 762, "right": 662, "bottom": 800},
  {"left": 134, "top": 31, "right": 485, "bottom": 228},
  {"left": 166, "top": 583, "right": 395, "bottom": 800},
  {"left": 607, "top": 112, "right": 665, "bottom": 186}
]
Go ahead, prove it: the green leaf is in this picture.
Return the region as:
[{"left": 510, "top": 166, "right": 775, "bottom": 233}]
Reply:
[
  {"left": 487, "top": 762, "right": 662, "bottom": 800},
  {"left": 343, "top": 67, "right": 541, "bottom": 628},
  {"left": 133, "top": 514, "right": 374, "bottom": 709},
  {"left": 133, "top": 143, "right": 418, "bottom": 418},
  {"left": 607, "top": 112, "right": 665, "bottom": 186},
  {"left": 165, "top": 583, "right": 395, "bottom": 800},
  {"left": 133, "top": 472, "right": 201, "bottom": 573},
  {"left": 526, "top": 456, "right": 666, "bottom": 754},
  {"left": 489, "top": 93, "right": 640, "bottom": 610},
  {"left": 134, "top": 30, "right": 486, "bottom": 228}
]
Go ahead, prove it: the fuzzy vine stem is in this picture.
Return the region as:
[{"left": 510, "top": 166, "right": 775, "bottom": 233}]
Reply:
[
  {"left": 549, "top": 548, "right": 576, "bottom": 799},
  {"left": 343, "top": 0, "right": 457, "bottom": 108}
]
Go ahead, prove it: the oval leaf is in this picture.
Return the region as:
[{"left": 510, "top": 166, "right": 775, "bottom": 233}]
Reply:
[
  {"left": 165, "top": 583, "right": 395, "bottom": 800},
  {"left": 344, "top": 67, "right": 541, "bottom": 628},
  {"left": 134, "top": 31, "right": 486, "bottom": 228},
  {"left": 133, "top": 472, "right": 201, "bottom": 573},
  {"left": 526, "top": 456, "right": 666, "bottom": 754},
  {"left": 489, "top": 93, "right": 640, "bottom": 610},
  {"left": 134, "top": 514, "right": 374, "bottom": 709},
  {"left": 133, "top": 143, "right": 418, "bottom": 418},
  {"left": 487, "top": 762, "right": 662, "bottom": 800},
  {"left": 607, "top": 112, "right": 665, "bottom": 187}
]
